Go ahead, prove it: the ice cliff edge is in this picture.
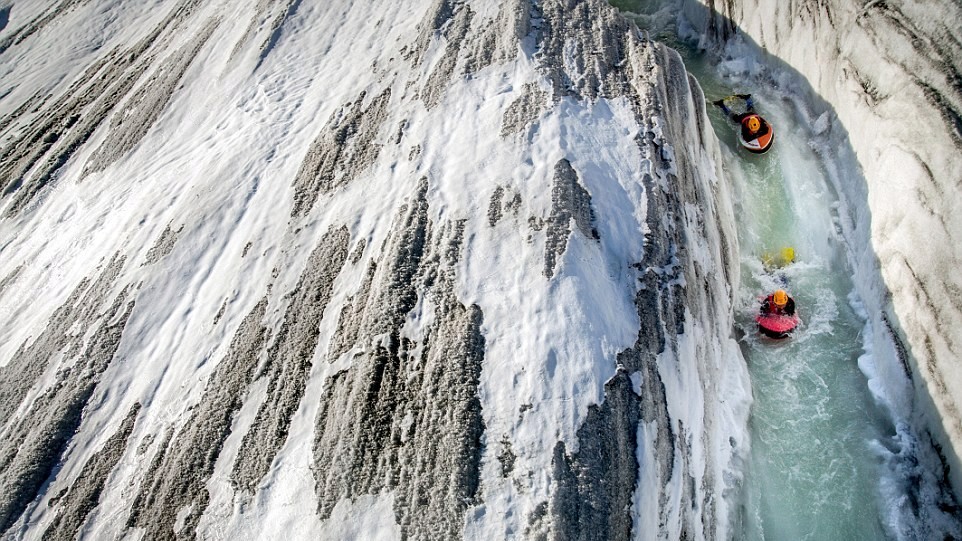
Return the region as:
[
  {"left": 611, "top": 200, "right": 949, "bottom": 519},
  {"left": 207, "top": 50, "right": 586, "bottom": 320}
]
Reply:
[{"left": 0, "top": 0, "right": 747, "bottom": 538}]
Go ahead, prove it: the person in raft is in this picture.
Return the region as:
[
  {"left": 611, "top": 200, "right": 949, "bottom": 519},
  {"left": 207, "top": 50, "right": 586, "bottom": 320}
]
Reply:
[
  {"left": 713, "top": 94, "right": 773, "bottom": 150},
  {"left": 760, "top": 289, "right": 796, "bottom": 317},
  {"left": 757, "top": 288, "right": 799, "bottom": 338}
]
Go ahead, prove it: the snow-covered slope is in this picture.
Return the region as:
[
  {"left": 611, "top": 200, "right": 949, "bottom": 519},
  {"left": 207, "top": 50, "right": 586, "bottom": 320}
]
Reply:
[
  {"left": 0, "top": 0, "right": 749, "bottom": 538},
  {"left": 674, "top": 0, "right": 962, "bottom": 503}
]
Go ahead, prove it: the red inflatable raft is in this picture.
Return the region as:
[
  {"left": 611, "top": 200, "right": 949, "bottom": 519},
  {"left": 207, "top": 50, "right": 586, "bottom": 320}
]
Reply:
[{"left": 755, "top": 313, "right": 800, "bottom": 339}]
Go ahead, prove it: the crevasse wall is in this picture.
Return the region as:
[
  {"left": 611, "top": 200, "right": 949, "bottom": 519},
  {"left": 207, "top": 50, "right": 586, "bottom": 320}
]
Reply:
[
  {"left": 0, "top": 0, "right": 750, "bottom": 537},
  {"left": 682, "top": 0, "right": 962, "bottom": 495}
]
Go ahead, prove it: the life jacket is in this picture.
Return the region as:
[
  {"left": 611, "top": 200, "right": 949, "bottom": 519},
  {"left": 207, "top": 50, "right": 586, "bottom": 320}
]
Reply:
[
  {"left": 757, "top": 294, "right": 800, "bottom": 338},
  {"left": 739, "top": 114, "right": 774, "bottom": 153},
  {"left": 761, "top": 294, "right": 795, "bottom": 316}
]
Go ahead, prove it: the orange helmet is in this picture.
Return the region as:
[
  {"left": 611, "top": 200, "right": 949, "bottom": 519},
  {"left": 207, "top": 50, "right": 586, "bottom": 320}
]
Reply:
[
  {"left": 773, "top": 289, "right": 788, "bottom": 307},
  {"left": 746, "top": 116, "right": 761, "bottom": 133}
]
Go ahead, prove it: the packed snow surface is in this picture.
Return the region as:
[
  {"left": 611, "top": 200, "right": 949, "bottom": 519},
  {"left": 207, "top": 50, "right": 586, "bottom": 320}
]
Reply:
[{"left": 0, "top": 0, "right": 750, "bottom": 539}]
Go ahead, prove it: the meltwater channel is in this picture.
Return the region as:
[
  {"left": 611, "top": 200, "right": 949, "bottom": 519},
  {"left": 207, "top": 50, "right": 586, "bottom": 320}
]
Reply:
[
  {"left": 613, "top": 3, "right": 897, "bottom": 539},
  {"left": 705, "top": 65, "right": 891, "bottom": 540}
]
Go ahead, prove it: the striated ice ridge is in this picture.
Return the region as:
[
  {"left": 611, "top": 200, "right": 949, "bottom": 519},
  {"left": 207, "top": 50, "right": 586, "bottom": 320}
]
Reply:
[{"left": 0, "top": 0, "right": 747, "bottom": 538}]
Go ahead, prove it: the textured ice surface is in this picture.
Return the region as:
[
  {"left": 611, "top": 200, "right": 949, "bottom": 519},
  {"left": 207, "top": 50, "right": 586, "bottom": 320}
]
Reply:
[{"left": 0, "top": 0, "right": 748, "bottom": 538}]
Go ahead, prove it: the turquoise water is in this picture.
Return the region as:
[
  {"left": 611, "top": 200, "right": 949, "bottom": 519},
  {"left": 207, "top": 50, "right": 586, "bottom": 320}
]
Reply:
[{"left": 612, "top": 3, "right": 893, "bottom": 539}]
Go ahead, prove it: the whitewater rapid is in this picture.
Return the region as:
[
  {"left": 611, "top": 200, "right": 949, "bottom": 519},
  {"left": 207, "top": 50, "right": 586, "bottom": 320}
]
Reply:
[{"left": 711, "top": 71, "right": 894, "bottom": 540}]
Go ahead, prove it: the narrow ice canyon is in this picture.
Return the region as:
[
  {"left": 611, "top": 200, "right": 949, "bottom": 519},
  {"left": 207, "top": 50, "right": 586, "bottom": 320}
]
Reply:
[{"left": 0, "top": 0, "right": 959, "bottom": 539}]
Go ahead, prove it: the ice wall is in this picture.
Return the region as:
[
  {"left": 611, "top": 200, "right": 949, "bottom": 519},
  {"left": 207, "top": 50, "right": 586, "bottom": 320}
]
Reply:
[
  {"left": 0, "top": 0, "right": 749, "bottom": 538},
  {"left": 681, "top": 0, "right": 962, "bottom": 497}
]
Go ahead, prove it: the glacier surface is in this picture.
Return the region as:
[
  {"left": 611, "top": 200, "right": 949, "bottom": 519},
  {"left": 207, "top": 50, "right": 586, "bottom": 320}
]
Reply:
[{"left": 0, "top": 0, "right": 751, "bottom": 538}]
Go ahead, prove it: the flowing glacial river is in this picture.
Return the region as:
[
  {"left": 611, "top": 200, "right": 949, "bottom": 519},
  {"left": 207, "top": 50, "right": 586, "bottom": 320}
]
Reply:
[
  {"left": 699, "top": 61, "right": 891, "bottom": 540},
  {"left": 708, "top": 74, "right": 891, "bottom": 541},
  {"left": 613, "top": 2, "right": 926, "bottom": 538}
]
